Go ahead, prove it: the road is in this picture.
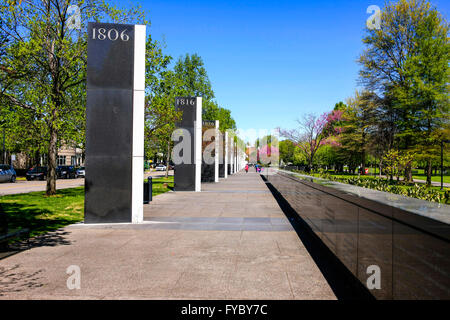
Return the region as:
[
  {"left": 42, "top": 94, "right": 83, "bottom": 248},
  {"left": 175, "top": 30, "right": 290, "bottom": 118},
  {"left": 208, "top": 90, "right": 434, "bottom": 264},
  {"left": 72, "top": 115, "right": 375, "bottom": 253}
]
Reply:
[
  {"left": 0, "top": 170, "right": 174, "bottom": 196},
  {"left": 144, "top": 169, "right": 174, "bottom": 179},
  {"left": 0, "top": 178, "right": 85, "bottom": 196}
]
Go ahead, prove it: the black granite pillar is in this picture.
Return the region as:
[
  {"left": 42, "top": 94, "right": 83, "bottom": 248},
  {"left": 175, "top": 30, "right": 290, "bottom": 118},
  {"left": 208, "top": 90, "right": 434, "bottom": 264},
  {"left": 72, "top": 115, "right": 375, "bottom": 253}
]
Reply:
[
  {"left": 173, "top": 97, "right": 202, "bottom": 191},
  {"left": 201, "top": 120, "right": 216, "bottom": 183},
  {"left": 219, "top": 132, "right": 226, "bottom": 178},
  {"left": 85, "top": 23, "right": 146, "bottom": 223}
]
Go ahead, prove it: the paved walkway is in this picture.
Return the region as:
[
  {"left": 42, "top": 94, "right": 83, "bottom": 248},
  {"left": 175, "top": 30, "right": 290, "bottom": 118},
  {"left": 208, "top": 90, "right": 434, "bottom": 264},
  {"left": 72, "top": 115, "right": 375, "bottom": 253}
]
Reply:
[
  {"left": 374, "top": 174, "right": 450, "bottom": 187},
  {"left": 0, "top": 171, "right": 335, "bottom": 299}
]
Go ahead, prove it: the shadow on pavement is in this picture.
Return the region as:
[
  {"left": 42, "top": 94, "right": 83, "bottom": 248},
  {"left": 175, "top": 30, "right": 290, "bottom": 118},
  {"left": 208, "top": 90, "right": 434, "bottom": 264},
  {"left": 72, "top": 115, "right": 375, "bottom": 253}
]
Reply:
[
  {"left": 0, "top": 202, "right": 73, "bottom": 261},
  {"left": 261, "top": 175, "right": 375, "bottom": 301},
  {"left": 0, "top": 264, "right": 45, "bottom": 296}
]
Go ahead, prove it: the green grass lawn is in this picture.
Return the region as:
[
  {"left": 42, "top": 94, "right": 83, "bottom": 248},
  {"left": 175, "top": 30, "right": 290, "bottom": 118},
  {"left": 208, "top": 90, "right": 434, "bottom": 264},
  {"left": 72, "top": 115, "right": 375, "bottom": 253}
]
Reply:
[
  {"left": 0, "top": 176, "right": 174, "bottom": 240},
  {"left": 150, "top": 176, "right": 174, "bottom": 196},
  {"left": 309, "top": 170, "right": 450, "bottom": 184},
  {"left": 412, "top": 175, "right": 450, "bottom": 184},
  {"left": 1, "top": 187, "right": 84, "bottom": 239}
]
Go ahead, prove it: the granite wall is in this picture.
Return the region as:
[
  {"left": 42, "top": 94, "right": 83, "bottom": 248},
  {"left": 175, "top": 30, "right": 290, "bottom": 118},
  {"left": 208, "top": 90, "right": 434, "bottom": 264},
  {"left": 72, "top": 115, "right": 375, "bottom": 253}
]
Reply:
[{"left": 265, "top": 169, "right": 450, "bottom": 300}]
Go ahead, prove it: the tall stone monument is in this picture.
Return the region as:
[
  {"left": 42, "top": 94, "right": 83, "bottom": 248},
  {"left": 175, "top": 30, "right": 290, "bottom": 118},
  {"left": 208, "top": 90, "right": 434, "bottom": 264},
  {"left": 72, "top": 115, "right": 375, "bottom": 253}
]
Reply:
[
  {"left": 85, "top": 23, "right": 146, "bottom": 223},
  {"left": 227, "top": 134, "right": 233, "bottom": 175},
  {"left": 214, "top": 121, "right": 220, "bottom": 182},
  {"left": 173, "top": 97, "right": 202, "bottom": 192},
  {"left": 201, "top": 120, "right": 216, "bottom": 183},
  {"left": 219, "top": 131, "right": 227, "bottom": 178}
]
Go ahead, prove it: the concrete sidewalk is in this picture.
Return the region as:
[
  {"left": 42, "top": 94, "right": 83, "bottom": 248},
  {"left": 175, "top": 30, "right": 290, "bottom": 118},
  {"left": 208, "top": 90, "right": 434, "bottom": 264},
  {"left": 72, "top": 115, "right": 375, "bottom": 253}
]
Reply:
[{"left": 0, "top": 171, "right": 335, "bottom": 299}]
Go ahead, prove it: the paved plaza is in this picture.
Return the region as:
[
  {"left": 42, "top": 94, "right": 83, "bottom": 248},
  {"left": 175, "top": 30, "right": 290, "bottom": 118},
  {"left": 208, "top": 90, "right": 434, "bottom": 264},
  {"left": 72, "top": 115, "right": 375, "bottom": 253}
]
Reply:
[{"left": 0, "top": 171, "right": 336, "bottom": 299}]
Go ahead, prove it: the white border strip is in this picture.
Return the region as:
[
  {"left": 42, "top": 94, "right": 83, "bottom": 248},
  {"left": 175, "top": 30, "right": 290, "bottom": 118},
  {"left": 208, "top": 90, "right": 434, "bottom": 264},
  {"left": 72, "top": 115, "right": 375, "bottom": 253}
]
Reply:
[
  {"left": 215, "top": 120, "right": 219, "bottom": 182},
  {"left": 224, "top": 131, "right": 228, "bottom": 178},
  {"left": 131, "top": 25, "right": 146, "bottom": 223},
  {"left": 195, "top": 97, "right": 202, "bottom": 192}
]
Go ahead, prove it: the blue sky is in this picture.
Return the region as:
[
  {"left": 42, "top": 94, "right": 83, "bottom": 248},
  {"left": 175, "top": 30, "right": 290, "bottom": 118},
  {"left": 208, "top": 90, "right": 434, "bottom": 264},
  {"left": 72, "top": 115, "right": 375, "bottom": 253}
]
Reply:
[{"left": 124, "top": 0, "right": 449, "bottom": 131}]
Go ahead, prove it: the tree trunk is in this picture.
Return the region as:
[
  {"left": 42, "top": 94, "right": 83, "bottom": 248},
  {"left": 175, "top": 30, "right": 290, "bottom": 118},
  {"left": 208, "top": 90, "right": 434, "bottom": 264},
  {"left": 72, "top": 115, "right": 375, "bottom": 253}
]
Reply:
[
  {"left": 361, "top": 153, "right": 366, "bottom": 175},
  {"left": 361, "top": 132, "right": 366, "bottom": 175},
  {"left": 46, "top": 126, "right": 57, "bottom": 195},
  {"left": 405, "top": 165, "right": 412, "bottom": 183},
  {"left": 34, "top": 150, "right": 40, "bottom": 167},
  {"left": 426, "top": 158, "right": 432, "bottom": 187},
  {"left": 165, "top": 141, "right": 170, "bottom": 178},
  {"left": 379, "top": 159, "right": 383, "bottom": 178}
]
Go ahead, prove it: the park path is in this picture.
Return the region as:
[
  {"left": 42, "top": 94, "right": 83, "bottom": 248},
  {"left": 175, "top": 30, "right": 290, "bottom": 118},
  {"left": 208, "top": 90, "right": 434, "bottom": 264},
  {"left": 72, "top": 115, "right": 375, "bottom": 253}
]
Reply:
[{"left": 0, "top": 171, "right": 335, "bottom": 299}]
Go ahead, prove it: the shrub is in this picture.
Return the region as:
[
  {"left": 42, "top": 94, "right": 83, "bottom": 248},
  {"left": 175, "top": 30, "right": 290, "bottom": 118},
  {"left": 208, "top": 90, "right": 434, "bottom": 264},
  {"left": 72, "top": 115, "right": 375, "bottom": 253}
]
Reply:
[{"left": 292, "top": 169, "right": 447, "bottom": 204}]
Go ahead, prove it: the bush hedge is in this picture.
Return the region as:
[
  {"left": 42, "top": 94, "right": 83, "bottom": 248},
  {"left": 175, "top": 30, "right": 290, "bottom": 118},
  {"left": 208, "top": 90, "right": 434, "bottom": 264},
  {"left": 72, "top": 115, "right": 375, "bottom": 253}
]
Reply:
[{"left": 293, "top": 171, "right": 449, "bottom": 204}]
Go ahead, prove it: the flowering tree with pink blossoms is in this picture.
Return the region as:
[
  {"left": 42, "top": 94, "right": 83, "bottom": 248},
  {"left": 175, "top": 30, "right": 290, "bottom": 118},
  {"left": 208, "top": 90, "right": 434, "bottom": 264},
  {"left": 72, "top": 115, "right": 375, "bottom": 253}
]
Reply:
[
  {"left": 258, "top": 144, "right": 279, "bottom": 165},
  {"left": 280, "top": 111, "right": 342, "bottom": 171}
]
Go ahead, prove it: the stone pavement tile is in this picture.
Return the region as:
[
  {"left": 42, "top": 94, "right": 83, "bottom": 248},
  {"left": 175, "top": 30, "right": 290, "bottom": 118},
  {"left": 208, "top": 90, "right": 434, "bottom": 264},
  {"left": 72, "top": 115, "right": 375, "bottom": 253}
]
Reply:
[
  {"left": 243, "top": 208, "right": 274, "bottom": 217},
  {"left": 227, "top": 269, "right": 294, "bottom": 299},
  {"left": 169, "top": 269, "right": 231, "bottom": 299},
  {"left": 219, "top": 210, "right": 254, "bottom": 218},
  {"left": 234, "top": 254, "right": 309, "bottom": 273},
  {"left": 158, "top": 241, "right": 237, "bottom": 260},
  {"left": 0, "top": 264, "right": 50, "bottom": 299},
  {"left": 276, "top": 239, "right": 312, "bottom": 257},
  {"left": 237, "top": 241, "right": 281, "bottom": 257},
  {"left": 199, "top": 207, "right": 224, "bottom": 216},
  {"left": 240, "top": 230, "right": 292, "bottom": 242},
  {"left": 287, "top": 270, "right": 336, "bottom": 300},
  {"left": 37, "top": 264, "right": 183, "bottom": 299},
  {"left": 270, "top": 218, "right": 292, "bottom": 225},
  {"left": 241, "top": 224, "right": 272, "bottom": 231},
  {"left": 0, "top": 170, "right": 336, "bottom": 299}
]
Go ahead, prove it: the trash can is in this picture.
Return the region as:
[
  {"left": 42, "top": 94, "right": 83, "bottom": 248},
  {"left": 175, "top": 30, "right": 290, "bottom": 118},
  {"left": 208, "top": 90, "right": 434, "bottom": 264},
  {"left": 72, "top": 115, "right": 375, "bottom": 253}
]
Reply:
[{"left": 144, "top": 176, "right": 152, "bottom": 204}]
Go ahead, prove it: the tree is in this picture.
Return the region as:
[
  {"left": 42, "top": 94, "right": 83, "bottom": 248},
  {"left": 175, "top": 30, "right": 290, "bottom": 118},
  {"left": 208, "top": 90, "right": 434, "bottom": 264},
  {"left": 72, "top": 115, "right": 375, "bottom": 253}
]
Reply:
[
  {"left": 337, "top": 91, "right": 379, "bottom": 174},
  {"left": 279, "top": 140, "right": 296, "bottom": 165},
  {"left": 256, "top": 134, "right": 279, "bottom": 165},
  {"left": 358, "top": 0, "right": 449, "bottom": 185},
  {"left": 202, "top": 100, "right": 236, "bottom": 131},
  {"left": 0, "top": 0, "right": 147, "bottom": 195},
  {"left": 280, "top": 113, "right": 332, "bottom": 172},
  {"left": 315, "top": 144, "right": 339, "bottom": 171},
  {"left": 145, "top": 51, "right": 236, "bottom": 177},
  {"left": 173, "top": 53, "right": 214, "bottom": 100},
  {"left": 146, "top": 70, "right": 183, "bottom": 178}
]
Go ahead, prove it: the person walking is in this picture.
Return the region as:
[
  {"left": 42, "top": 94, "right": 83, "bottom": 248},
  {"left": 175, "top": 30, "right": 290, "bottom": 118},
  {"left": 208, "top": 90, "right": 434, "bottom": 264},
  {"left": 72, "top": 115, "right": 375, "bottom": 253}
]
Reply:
[
  {"left": 245, "top": 164, "right": 249, "bottom": 173},
  {"left": 255, "top": 164, "right": 258, "bottom": 172}
]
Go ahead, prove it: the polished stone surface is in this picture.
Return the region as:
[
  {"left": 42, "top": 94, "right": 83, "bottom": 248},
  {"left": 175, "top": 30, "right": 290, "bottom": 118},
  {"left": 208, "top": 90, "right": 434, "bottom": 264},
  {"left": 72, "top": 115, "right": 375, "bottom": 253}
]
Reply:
[
  {"left": 282, "top": 170, "right": 450, "bottom": 226},
  {"left": 393, "top": 221, "right": 450, "bottom": 299},
  {"left": 219, "top": 133, "right": 226, "bottom": 178},
  {"left": 201, "top": 121, "right": 216, "bottom": 183},
  {"left": 174, "top": 98, "right": 197, "bottom": 191},
  {"left": 266, "top": 169, "right": 450, "bottom": 299},
  {"left": 357, "top": 208, "right": 393, "bottom": 299},
  {"left": 87, "top": 23, "right": 134, "bottom": 90},
  {"left": 85, "top": 23, "right": 135, "bottom": 223}
]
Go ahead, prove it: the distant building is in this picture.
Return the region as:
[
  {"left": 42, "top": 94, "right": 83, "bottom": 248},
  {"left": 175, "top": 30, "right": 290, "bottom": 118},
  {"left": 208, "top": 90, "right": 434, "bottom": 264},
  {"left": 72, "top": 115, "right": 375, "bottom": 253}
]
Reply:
[
  {"left": 246, "top": 146, "right": 257, "bottom": 163},
  {"left": 11, "top": 144, "right": 83, "bottom": 169}
]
